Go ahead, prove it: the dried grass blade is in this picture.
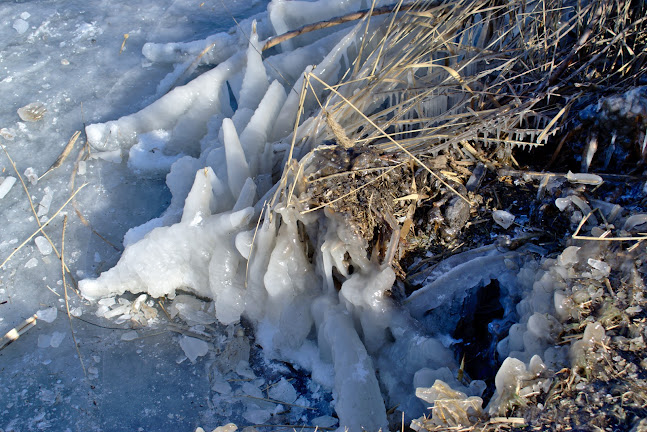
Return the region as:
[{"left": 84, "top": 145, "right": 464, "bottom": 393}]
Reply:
[
  {"left": 308, "top": 73, "right": 472, "bottom": 205},
  {"left": 1, "top": 143, "right": 78, "bottom": 286},
  {"left": 537, "top": 104, "right": 569, "bottom": 144},
  {"left": 0, "top": 183, "right": 87, "bottom": 269},
  {"left": 61, "top": 215, "right": 86, "bottom": 377},
  {"left": 0, "top": 314, "right": 38, "bottom": 351},
  {"left": 39, "top": 130, "right": 81, "bottom": 180}
]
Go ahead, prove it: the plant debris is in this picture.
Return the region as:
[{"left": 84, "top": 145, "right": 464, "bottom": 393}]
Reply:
[{"left": 271, "top": 0, "right": 647, "bottom": 429}]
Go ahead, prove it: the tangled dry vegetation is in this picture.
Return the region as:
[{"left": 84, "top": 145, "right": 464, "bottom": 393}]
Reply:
[
  {"left": 270, "top": 0, "right": 647, "bottom": 255},
  {"left": 268, "top": 0, "right": 647, "bottom": 429}
]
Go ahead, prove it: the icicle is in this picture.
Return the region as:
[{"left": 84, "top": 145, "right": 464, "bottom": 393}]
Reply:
[
  {"left": 239, "top": 22, "right": 270, "bottom": 111},
  {"left": 339, "top": 266, "right": 395, "bottom": 354},
  {"left": 222, "top": 118, "right": 251, "bottom": 199},
  {"left": 582, "top": 132, "right": 598, "bottom": 173},
  {"left": 209, "top": 216, "right": 250, "bottom": 325},
  {"left": 240, "top": 80, "right": 287, "bottom": 175},
  {"left": 270, "top": 65, "right": 311, "bottom": 142},
  {"left": 181, "top": 168, "right": 218, "bottom": 226},
  {"left": 565, "top": 171, "right": 603, "bottom": 186},
  {"left": 261, "top": 207, "right": 318, "bottom": 350},
  {"left": 623, "top": 214, "right": 647, "bottom": 232},
  {"left": 233, "top": 177, "right": 258, "bottom": 212},
  {"left": 242, "top": 212, "right": 276, "bottom": 322},
  {"left": 273, "top": 19, "right": 363, "bottom": 142},
  {"left": 314, "top": 296, "right": 389, "bottom": 432}
]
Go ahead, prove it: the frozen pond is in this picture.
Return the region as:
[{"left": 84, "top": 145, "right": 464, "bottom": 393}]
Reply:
[
  {"left": 0, "top": 1, "right": 272, "bottom": 430},
  {"left": 3, "top": 1, "right": 645, "bottom": 431}
]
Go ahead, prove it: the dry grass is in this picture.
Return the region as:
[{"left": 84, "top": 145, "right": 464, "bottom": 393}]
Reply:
[
  {"left": 0, "top": 143, "right": 79, "bottom": 285},
  {"left": 39, "top": 130, "right": 81, "bottom": 180},
  {"left": 61, "top": 214, "right": 87, "bottom": 377},
  {"left": 0, "top": 181, "right": 87, "bottom": 270},
  {"left": 262, "top": 0, "right": 647, "bottom": 430},
  {"left": 268, "top": 0, "right": 646, "bottom": 243},
  {"left": 275, "top": 0, "right": 645, "bottom": 172}
]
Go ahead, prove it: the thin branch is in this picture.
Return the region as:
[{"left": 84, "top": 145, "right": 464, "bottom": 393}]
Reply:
[
  {"left": 262, "top": 2, "right": 437, "bottom": 51},
  {"left": 61, "top": 215, "right": 86, "bottom": 377}
]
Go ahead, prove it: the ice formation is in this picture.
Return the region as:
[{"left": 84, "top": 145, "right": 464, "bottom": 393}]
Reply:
[
  {"left": 75, "top": 0, "right": 645, "bottom": 429},
  {"left": 412, "top": 380, "right": 484, "bottom": 428},
  {"left": 72, "top": 7, "right": 408, "bottom": 431},
  {"left": 76, "top": 1, "right": 502, "bottom": 428},
  {"left": 0, "top": 176, "right": 17, "bottom": 200}
]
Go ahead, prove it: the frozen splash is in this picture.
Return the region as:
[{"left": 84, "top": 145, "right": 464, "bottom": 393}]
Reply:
[
  {"left": 80, "top": 1, "right": 407, "bottom": 429},
  {"left": 75, "top": 0, "right": 529, "bottom": 429},
  {"left": 75, "top": 0, "right": 647, "bottom": 430}
]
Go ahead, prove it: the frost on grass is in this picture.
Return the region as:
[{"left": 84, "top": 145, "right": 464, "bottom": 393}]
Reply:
[{"left": 78, "top": 0, "right": 647, "bottom": 430}]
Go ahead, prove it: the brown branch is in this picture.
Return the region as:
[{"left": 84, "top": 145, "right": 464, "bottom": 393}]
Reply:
[{"left": 262, "top": 2, "right": 436, "bottom": 52}]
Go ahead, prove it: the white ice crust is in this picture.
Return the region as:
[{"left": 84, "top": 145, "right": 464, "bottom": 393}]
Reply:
[{"left": 77, "top": 0, "right": 550, "bottom": 429}]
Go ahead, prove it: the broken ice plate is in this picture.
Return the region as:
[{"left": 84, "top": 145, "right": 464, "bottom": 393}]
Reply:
[
  {"left": 493, "top": 210, "right": 515, "bottom": 229},
  {"left": 565, "top": 171, "right": 603, "bottom": 186},
  {"left": 17, "top": 102, "right": 46, "bottom": 122},
  {"left": 0, "top": 176, "right": 17, "bottom": 200},
  {"left": 36, "top": 307, "right": 57, "bottom": 323},
  {"left": 179, "top": 335, "right": 209, "bottom": 363}
]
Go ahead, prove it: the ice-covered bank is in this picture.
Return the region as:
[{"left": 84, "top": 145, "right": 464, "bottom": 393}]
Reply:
[
  {"left": 79, "top": 2, "right": 415, "bottom": 427},
  {"left": 74, "top": 0, "right": 647, "bottom": 430}
]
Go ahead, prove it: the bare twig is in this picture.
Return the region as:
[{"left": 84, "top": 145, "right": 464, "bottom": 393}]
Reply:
[
  {"left": 262, "top": 2, "right": 431, "bottom": 51},
  {"left": 61, "top": 215, "right": 86, "bottom": 377}
]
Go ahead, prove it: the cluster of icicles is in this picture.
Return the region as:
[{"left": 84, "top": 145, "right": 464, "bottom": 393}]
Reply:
[{"left": 77, "top": 0, "right": 635, "bottom": 430}]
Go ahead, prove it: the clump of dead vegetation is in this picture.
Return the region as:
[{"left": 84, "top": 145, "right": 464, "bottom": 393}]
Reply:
[
  {"left": 272, "top": 0, "right": 647, "bottom": 259},
  {"left": 269, "top": 0, "right": 647, "bottom": 429},
  {"left": 523, "top": 251, "right": 647, "bottom": 431}
]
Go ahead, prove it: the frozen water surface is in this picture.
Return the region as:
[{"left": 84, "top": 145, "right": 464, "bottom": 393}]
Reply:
[
  {"left": 4, "top": 0, "right": 630, "bottom": 430},
  {"left": 0, "top": 1, "right": 508, "bottom": 430},
  {"left": 0, "top": 1, "right": 269, "bottom": 431}
]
